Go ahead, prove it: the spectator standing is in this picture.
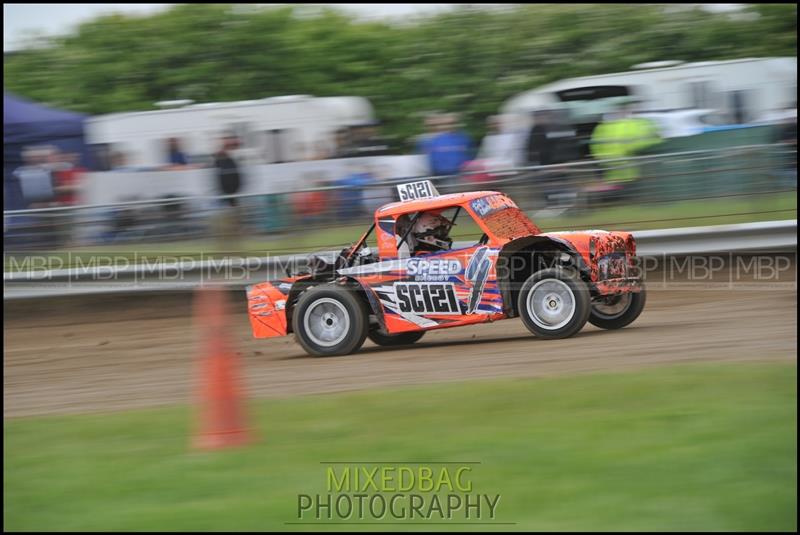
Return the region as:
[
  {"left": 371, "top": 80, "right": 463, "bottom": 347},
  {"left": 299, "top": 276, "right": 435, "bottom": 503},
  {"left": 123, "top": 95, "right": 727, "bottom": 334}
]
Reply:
[
  {"left": 525, "top": 109, "right": 581, "bottom": 167},
  {"left": 477, "top": 115, "right": 521, "bottom": 171},
  {"left": 337, "top": 163, "right": 373, "bottom": 218},
  {"left": 292, "top": 173, "right": 328, "bottom": 226},
  {"left": 347, "top": 121, "right": 392, "bottom": 157},
  {"left": 165, "top": 137, "right": 188, "bottom": 167},
  {"left": 11, "top": 146, "right": 62, "bottom": 247},
  {"left": 590, "top": 98, "right": 661, "bottom": 198},
  {"left": 417, "top": 113, "right": 473, "bottom": 189},
  {"left": 211, "top": 133, "right": 244, "bottom": 248},
  {"left": 13, "top": 146, "right": 57, "bottom": 208},
  {"left": 54, "top": 152, "right": 86, "bottom": 207},
  {"left": 524, "top": 109, "right": 582, "bottom": 208},
  {"left": 213, "top": 133, "right": 243, "bottom": 207},
  {"left": 51, "top": 151, "right": 88, "bottom": 246}
]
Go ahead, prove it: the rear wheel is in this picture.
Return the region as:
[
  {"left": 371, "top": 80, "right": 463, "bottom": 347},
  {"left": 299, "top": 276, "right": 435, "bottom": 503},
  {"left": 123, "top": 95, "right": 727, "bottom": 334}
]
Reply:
[
  {"left": 368, "top": 330, "right": 425, "bottom": 347},
  {"left": 293, "top": 285, "right": 368, "bottom": 357},
  {"left": 589, "top": 286, "right": 647, "bottom": 330},
  {"left": 517, "top": 267, "right": 591, "bottom": 339}
]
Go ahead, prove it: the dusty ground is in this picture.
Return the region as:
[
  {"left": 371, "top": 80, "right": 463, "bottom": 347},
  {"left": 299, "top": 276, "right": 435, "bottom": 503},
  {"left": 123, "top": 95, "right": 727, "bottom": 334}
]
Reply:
[{"left": 4, "top": 268, "right": 797, "bottom": 418}]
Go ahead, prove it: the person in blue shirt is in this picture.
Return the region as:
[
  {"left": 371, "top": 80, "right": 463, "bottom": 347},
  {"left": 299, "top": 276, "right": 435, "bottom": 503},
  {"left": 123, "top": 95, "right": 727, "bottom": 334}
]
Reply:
[
  {"left": 338, "top": 163, "right": 374, "bottom": 217},
  {"left": 417, "top": 113, "right": 474, "bottom": 187},
  {"left": 166, "top": 137, "right": 188, "bottom": 166}
]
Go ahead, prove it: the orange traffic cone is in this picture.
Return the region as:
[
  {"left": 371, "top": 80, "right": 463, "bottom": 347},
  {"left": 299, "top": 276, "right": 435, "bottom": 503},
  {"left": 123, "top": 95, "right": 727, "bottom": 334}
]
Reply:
[{"left": 192, "top": 286, "right": 253, "bottom": 450}]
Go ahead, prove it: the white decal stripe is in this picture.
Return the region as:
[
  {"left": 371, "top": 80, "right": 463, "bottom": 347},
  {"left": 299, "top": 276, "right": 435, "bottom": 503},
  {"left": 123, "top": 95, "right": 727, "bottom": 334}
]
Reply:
[{"left": 337, "top": 258, "right": 409, "bottom": 276}]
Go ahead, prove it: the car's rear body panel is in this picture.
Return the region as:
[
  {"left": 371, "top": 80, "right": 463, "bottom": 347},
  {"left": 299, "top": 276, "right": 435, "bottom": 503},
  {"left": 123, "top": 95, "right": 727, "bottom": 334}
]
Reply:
[{"left": 246, "top": 281, "right": 292, "bottom": 338}]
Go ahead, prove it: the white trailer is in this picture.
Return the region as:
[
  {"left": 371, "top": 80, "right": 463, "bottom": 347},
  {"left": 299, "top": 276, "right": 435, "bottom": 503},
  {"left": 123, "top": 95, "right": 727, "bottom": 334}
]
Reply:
[
  {"left": 84, "top": 95, "right": 376, "bottom": 168},
  {"left": 501, "top": 57, "right": 797, "bottom": 132}
]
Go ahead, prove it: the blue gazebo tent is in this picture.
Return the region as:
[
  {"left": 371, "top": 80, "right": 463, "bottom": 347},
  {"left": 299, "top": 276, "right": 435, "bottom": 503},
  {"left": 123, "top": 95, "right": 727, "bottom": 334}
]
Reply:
[{"left": 4, "top": 92, "right": 88, "bottom": 210}]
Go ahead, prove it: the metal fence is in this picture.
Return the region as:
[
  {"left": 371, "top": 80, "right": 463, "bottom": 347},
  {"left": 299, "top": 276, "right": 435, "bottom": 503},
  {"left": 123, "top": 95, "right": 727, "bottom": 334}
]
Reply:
[{"left": 3, "top": 142, "right": 796, "bottom": 254}]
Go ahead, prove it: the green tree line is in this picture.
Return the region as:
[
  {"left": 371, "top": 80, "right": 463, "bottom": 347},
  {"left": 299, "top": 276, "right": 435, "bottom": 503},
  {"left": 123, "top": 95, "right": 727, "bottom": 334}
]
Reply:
[{"left": 4, "top": 4, "right": 796, "bottom": 148}]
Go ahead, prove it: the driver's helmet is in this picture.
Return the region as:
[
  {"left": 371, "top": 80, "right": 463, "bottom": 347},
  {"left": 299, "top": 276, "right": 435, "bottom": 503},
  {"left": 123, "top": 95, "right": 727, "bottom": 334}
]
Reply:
[{"left": 412, "top": 211, "right": 452, "bottom": 253}]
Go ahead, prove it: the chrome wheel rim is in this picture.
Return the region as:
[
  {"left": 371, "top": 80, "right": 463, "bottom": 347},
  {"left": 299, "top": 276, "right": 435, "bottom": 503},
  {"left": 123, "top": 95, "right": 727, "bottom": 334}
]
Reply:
[
  {"left": 527, "top": 279, "right": 576, "bottom": 330},
  {"left": 304, "top": 298, "right": 350, "bottom": 347},
  {"left": 592, "top": 294, "right": 631, "bottom": 320}
]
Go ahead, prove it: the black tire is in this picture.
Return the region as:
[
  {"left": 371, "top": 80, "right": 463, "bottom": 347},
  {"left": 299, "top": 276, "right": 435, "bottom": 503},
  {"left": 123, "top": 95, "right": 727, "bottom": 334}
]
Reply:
[
  {"left": 293, "top": 285, "right": 368, "bottom": 357},
  {"left": 517, "top": 267, "right": 591, "bottom": 339},
  {"left": 589, "top": 286, "right": 647, "bottom": 330},
  {"left": 368, "top": 330, "right": 425, "bottom": 347}
]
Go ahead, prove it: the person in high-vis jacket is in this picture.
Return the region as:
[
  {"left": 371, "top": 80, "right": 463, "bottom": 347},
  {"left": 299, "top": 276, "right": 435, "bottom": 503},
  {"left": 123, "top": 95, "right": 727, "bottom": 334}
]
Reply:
[{"left": 590, "top": 99, "right": 661, "bottom": 189}]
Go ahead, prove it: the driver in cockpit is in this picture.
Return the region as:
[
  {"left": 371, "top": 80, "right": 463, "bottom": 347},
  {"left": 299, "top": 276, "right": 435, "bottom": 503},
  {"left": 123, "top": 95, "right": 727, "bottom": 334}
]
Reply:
[{"left": 396, "top": 211, "right": 453, "bottom": 258}]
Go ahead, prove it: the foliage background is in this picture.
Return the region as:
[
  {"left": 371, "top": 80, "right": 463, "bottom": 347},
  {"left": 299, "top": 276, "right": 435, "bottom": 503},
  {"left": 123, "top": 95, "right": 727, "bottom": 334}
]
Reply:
[{"left": 3, "top": 4, "right": 797, "bottom": 148}]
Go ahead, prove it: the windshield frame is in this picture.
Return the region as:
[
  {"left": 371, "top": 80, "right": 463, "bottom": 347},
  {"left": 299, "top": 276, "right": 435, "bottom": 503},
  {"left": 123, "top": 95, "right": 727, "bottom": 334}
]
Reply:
[
  {"left": 344, "top": 222, "right": 376, "bottom": 265},
  {"left": 464, "top": 193, "right": 541, "bottom": 244}
]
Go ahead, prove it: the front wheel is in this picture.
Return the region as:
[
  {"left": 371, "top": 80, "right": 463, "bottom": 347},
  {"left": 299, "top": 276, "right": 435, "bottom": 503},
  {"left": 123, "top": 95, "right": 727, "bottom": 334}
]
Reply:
[
  {"left": 293, "top": 285, "right": 368, "bottom": 357},
  {"left": 368, "top": 330, "right": 425, "bottom": 347},
  {"left": 517, "top": 267, "right": 591, "bottom": 339},
  {"left": 589, "top": 286, "right": 647, "bottom": 330}
]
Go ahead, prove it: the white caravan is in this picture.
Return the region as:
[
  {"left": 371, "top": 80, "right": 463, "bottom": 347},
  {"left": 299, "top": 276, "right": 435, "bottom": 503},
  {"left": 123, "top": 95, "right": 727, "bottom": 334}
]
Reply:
[
  {"left": 500, "top": 57, "right": 797, "bottom": 135},
  {"left": 84, "top": 95, "right": 376, "bottom": 168}
]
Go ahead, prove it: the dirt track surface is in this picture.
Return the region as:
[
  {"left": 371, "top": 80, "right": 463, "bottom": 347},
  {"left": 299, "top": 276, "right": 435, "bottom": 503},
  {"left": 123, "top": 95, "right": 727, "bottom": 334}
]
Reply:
[{"left": 5, "top": 277, "right": 797, "bottom": 418}]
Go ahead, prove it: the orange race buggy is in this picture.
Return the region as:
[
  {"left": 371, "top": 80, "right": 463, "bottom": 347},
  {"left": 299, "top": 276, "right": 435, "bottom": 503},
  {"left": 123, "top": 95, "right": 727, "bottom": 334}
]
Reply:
[{"left": 246, "top": 181, "right": 645, "bottom": 357}]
